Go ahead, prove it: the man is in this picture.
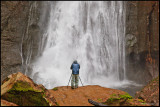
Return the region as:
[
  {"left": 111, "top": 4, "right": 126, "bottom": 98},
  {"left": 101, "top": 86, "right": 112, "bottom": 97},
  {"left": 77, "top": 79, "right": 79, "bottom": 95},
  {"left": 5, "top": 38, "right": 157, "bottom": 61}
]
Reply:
[{"left": 70, "top": 60, "right": 80, "bottom": 89}]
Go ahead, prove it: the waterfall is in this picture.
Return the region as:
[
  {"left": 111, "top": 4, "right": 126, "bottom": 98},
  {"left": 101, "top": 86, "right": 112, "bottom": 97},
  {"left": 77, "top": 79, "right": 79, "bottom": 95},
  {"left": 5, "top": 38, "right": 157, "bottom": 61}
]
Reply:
[{"left": 29, "top": 1, "right": 133, "bottom": 89}]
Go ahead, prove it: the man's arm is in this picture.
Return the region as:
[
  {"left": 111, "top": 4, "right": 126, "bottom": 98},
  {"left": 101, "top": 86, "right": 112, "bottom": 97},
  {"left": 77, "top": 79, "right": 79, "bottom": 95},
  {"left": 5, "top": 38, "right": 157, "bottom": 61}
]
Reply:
[{"left": 70, "top": 64, "right": 73, "bottom": 69}]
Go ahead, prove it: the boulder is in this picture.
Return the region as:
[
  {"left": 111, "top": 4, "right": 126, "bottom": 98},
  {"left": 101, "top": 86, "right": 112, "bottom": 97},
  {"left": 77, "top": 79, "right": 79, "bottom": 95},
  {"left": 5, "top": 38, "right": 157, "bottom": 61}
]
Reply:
[
  {"left": 135, "top": 76, "right": 159, "bottom": 106},
  {"left": 1, "top": 72, "right": 58, "bottom": 106}
]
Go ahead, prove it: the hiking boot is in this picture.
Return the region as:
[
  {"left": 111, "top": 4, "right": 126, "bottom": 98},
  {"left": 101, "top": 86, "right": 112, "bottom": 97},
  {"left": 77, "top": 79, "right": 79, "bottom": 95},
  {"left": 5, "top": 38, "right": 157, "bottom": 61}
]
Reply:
[{"left": 71, "top": 87, "right": 75, "bottom": 89}]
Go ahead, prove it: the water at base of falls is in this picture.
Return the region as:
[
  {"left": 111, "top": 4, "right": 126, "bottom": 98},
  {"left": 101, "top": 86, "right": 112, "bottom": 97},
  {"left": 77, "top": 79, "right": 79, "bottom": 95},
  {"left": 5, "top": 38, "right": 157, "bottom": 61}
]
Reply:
[{"left": 28, "top": 1, "right": 142, "bottom": 92}]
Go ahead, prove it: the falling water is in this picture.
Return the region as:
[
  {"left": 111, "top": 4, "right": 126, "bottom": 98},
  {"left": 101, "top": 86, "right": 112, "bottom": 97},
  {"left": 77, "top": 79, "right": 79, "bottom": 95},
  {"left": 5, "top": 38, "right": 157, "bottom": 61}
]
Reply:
[{"left": 29, "top": 1, "right": 137, "bottom": 89}]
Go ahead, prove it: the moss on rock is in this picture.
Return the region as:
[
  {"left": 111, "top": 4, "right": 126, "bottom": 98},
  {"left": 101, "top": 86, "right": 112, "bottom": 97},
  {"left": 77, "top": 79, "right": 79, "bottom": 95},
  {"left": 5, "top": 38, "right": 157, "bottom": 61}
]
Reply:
[
  {"left": 104, "top": 93, "right": 149, "bottom": 106},
  {"left": 8, "top": 81, "right": 34, "bottom": 92},
  {"left": 137, "top": 99, "right": 145, "bottom": 103},
  {"left": 97, "top": 98, "right": 102, "bottom": 101},
  {"left": 105, "top": 93, "right": 133, "bottom": 105},
  {"left": 1, "top": 81, "right": 50, "bottom": 106},
  {"left": 52, "top": 87, "right": 58, "bottom": 91},
  {"left": 55, "top": 102, "right": 60, "bottom": 106},
  {"left": 119, "top": 93, "right": 133, "bottom": 99}
]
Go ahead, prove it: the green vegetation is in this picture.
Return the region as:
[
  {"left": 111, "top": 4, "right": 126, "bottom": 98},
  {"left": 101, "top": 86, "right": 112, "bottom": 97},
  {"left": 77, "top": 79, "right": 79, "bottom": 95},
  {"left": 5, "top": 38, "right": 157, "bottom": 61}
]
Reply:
[
  {"left": 141, "top": 102, "right": 146, "bottom": 105},
  {"left": 8, "top": 81, "right": 34, "bottom": 92},
  {"left": 105, "top": 93, "right": 133, "bottom": 105},
  {"left": 105, "top": 97, "right": 120, "bottom": 104},
  {"left": 53, "top": 87, "right": 58, "bottom": 91},
  {"left": 119, "top": 93, "right": 132, "bottom": 99},
  {"left": 97, "top": 98, "right": 102, "bottom": 101},
  {"left": 137, "top": 99, "right": 145, "bottom": 103},
  {"left": 40, "top": 87, "right": 45, "bottom": 92},
  {"left": 151, "top": 76, "right": 159, "bottom": 82},
  {"left": 104, "top": 93, "right": 148, "bottom": 106},
  {"left": 2, "top": 90, "right": 49, "bottom": 106},
  {"left": 55, "top": 102, "right": 60, "bottom": 106},
  {"left": 110, "top": 94, "right": 116, "bottom": 97},
  {"left": 2, "top": 81, "right": 50, "bottom": 106}
]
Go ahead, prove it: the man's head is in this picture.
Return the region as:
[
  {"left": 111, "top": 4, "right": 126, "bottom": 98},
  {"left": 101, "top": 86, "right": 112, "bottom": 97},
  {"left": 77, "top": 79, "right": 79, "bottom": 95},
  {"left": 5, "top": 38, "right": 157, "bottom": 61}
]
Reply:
[{"left": 73, "top": 60, "right": 77, "bottom": 64}]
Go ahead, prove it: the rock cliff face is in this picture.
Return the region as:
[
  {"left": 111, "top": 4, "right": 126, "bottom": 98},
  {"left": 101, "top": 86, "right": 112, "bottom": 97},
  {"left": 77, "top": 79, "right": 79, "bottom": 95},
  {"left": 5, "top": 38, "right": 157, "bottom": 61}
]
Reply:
[
  {"left": 125, "top": 1, "right": 159, "bottom": 84},
  {"left": 1, "top": 1, "right": 159, "bottom": 85},
  {"left": 21, "top": 1, "right": 51, "bottom": 76},
  {"left": 126, "top": 1, "right": 159, "bottom": 54},
  {"left": 1, "top": 1, "right": 51, "bottom": 82},
  {"left": 1, "top": 1, "right": 30, "bottom": 83}
]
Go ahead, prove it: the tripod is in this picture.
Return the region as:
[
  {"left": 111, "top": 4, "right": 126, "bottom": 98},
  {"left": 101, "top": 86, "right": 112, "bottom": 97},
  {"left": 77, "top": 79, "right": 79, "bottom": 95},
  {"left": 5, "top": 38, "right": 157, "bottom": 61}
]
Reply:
[{"left": 67, "top": 74, "right": 84, "bottom": 88}]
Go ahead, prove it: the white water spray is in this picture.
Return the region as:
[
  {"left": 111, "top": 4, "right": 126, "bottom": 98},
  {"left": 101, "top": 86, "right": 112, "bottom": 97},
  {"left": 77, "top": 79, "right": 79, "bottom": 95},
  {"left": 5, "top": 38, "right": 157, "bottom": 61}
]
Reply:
[{"left": 30, "top": 1, "right": 137, "bottom": 89}]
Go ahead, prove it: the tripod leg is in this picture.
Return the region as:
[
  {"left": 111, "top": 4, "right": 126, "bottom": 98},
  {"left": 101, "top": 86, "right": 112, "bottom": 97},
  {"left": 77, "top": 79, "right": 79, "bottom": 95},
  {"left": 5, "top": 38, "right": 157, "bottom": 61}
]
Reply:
[
  {"left": 67, "top": 74, "right": 72, "bottom": 88},
  {"left": 79, "top": 76, "right": 83, "bottom": 86}
]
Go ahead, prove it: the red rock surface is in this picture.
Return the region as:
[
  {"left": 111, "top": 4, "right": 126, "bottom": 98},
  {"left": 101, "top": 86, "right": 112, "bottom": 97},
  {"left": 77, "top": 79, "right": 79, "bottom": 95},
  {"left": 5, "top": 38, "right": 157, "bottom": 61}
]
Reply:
[
  {"left": 49, "top": 85, "right": 126, "bottom": 106},
  {"left": 1, "top": 99, "right": 18, "bottom": 106},
  {"left": 135, "top": 76, "right": 159, "bottom": 106}
]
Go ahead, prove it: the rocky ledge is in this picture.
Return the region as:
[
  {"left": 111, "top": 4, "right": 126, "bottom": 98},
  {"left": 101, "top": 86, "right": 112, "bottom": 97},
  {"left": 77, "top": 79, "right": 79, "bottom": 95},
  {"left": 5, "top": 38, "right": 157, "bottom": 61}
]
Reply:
[{"left": 1, "top": 72, "right": 159, "bottom": 106}]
